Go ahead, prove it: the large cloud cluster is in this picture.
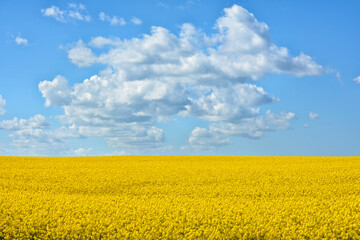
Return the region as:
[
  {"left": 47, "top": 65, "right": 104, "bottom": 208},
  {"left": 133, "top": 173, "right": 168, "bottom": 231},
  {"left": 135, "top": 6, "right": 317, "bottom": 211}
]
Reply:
[{"left": 6, "top": 5, "right": 324, "bottom": 154}]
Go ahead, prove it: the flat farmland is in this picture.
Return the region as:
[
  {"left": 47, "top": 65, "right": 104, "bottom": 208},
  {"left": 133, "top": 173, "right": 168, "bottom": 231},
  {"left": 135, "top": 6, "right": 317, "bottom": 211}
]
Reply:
[{"left": 0, "top": 156, "right": 359, "bottom": 239}]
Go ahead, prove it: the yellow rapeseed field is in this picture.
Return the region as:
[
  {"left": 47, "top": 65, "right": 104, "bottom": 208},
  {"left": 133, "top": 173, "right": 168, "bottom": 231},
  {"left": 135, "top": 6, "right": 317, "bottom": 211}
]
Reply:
[{"left": 0, "top": 156, "right": 359, "bottom": 239}]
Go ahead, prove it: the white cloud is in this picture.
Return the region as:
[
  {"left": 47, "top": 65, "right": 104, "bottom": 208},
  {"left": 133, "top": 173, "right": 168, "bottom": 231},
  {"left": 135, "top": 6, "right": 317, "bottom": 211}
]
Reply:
[
  {"left": 184, "top": 127, "right": 231, "bottom": 151},
  {"left": 0, "top": 114, "right": 49, "bottom": 130},
  {"left": 107, "top": 126, "right": 165, "bottom": 150},
  {"left": 41, "top": 4, "right": 91, "bottom": 23},
  {"left": 41, "top": 6, "right": 65, "bottom": 22},
  {"left": 99, "top": 12, "right": 126, "bottom": 26},
  {"left": 0, "top": 114, "right": 82, "bottom": 155},
  {"left": 38, "top": 75, "right": 72, "bottom": 107},
  {"left": 156, "top": 1, "right": 168, "bottom": 8},
  {"left": 89, "top": 36, "right": 121, "bottom": 48},
  {"left": 39, "top": 4, "right": 323, "bottom": 153},
  {"left": 131, "top": 17, "right": 142, "bottom": 25},
  {"left": 335, "top": 71, "right": 343, "bottom": 84},
  {"left": 354, "top": 76, "right": 360, "bottom": 84},
  {"left": 69, "top": 5, "right": 323, "bottom": 82},
  {"left": 210, "top": 110, "right": 296, "bottom": 139},
  {"left": 309, "top": 112, "right": 319, "bottom": 120},
  {"left": 180, "top": 84, "right": 273, "bottom": 122},
  {"left": 0, "top": 95, "right": 5, "bottom": 115},
  {"left": 9, "top": 125, "right": 81, "bottom": 155},
  {"left": 184, "top": 110, "right": 295, "bottom": 151},
  {"left": 209, "top": 5, "right": 323, "bottom": 80},
  {"left": 71, "top": 147, "right": 93, "bottom": 156},
  {"left": 68, "top": 3, "right": 85, "bottom": 10},
  {"left": 15, "top": 36, "right": 28, "bottom": 46},
  {"left": 67, "top": 40, "right": 97, "bottom": 67},
  {"left": 39, "top": 73, "right": 187, "bottom": 151}
]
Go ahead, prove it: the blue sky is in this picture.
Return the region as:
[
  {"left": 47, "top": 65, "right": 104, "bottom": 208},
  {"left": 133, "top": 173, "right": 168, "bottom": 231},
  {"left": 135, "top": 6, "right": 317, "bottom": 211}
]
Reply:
[{"left": 0, "top": 0, "right": 359, "bottom": 156}]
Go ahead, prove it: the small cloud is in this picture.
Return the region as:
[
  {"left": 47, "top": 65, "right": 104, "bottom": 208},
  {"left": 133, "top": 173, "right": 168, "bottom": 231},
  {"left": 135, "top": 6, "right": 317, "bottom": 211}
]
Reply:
[
  {"left": 89, "top": 36, "right": 121, "bottom": 48},
  {"left": 15, "top": 36, "right": 29, "bottom": 46},
  {"left": 309, "top": 112, "right": 319, "bottom": 120},
  {"left": 335, "top": 71, "right": 343, "bottom": 84},
  {"left": 98, "top": 12, "right": 106, "bottom": 21},
  {"left": 325, "top": 68, "right": 343, "bottom": 84},
  {"left": 182, "top": 127, "right": 231, "bottom": 151},
  {"left": 0, "top": 114, "right": 50, "bottom": 130},
  {"left": 71, "top": 147, "right": 92, "bottom": 156},
  {"left": 178, "top": 0, "right": 200, "bottom": 9},
  {"left": 68, "top": 3, "right": 85, "bottom": 10},
  {"left": 131, "top": 17, "right": 142, "bottom": 25},
  {"left": 0, "top": 95, "right": 5, "bottom": 115},
  {"left": 66, "top": 40, "right": 97, "bottom": 67},
  {"left": 304, "top": 123, "right": 309, "bottom": 128},
  {"left": 41, "top": 6, "right": 65, "bottom": 22},
  {"left": 354, "top": 76, "right": 360, "bottom": 84},
  {"left": 99, "top": 12, "right": 126, "bottom": 26},
  {"left": 156, "top": 1, "right": 168, "bottom": 8},
  {"left": 41, "top": 4, "right": 91, "bottom": 23}
]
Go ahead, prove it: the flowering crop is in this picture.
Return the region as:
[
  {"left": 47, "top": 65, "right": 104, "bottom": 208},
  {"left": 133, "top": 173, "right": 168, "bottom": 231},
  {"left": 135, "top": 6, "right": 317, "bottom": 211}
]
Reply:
[{"left": 0, "top": 156, "right": 359, "bottom": 239}]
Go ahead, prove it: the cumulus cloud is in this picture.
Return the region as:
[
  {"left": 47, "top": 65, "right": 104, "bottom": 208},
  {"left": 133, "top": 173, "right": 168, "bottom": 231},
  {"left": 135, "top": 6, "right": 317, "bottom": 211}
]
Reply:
[
  {"left": 99, "top": 12, "right": 126, "bottom": 26},
  {"left": 209, "top": 5, "right": 323, "bottom": 80},
  {"left": 41, "top": 4, "right": 91, "bottom": 23},
  {"left": 309, "top": 112, "right": 319, "bottom": 120},
  {"left": 107, "top": 126, "right": 165, "bottom": 150},
  {"left": 9, "top": 125, "right": 81, "bottom": 155},
  {"left": 184, "top": 127, "right": 231, "bottom": 151},
  {"left": 354, "top": 76, "right": 360, "bottom": 84},
  {"left": 15, "top": 36, "right": 28, "bottom": 46},
  {"left": 38, "top": 4, "right": 323, "bottom": 153},
  {"left": 69, "top": 5, "right": 323, "bottom": 82},
  {"left": 0, "top": 114, "right": 81, "bottom": 155},
  {"left": 41, "top": 6, "right": 65, "bottom": 22},
  {"left": 0, "top": 114, "right": 49, "bottom": 130},
  {"left": 0, "top": 95, "right": 5, "bottom": 115},
  {"left": 39, "top": 73, "right": 186, "bottom": 151},
  {"left": 131, "top": 17, "right": 142, "bottom": 25},
  {"left": 209, "top": 110, "right": 296, "bottom": 138},
  {"left": 184, "top": 110, "right": 295, "bottom": 150},
  {"left": 71, "top": 147, "right": 93, "bottom": 156},
  {"left": 38, "top": 75, "right": 72, "bottom": 106},
  {"left": 180, "top": 84, "right": 273, "bottom": 122},
  {"left": 67, "top": 40, "right": 97, "bottom": 67}
]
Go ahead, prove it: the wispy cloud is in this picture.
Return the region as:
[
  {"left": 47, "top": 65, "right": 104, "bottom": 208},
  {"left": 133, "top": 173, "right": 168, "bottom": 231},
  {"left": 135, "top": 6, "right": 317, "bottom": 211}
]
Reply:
[
  {"left": 41, "top": 3, "right": 91, "bottom": 23},
  {"left": 89, "top": 36, "right": 121, "bottom": 48},
  {"left": 354, "top": 76, "right": 360, "bottom": 84},
  {"left": 99, "top": 12, "right": 126, "bottom": 26},
  {"left": 156, "top": 1, "right": 169, "bottom": 8},
  {"left": 309, "top": 112, "right": 319, "bottom": 120},
  {"left": 131, "top": 17, "right": 142, "bottom": 25},
  {"left": 0, "top": 95, "right": 5, "bottom": 115}
]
